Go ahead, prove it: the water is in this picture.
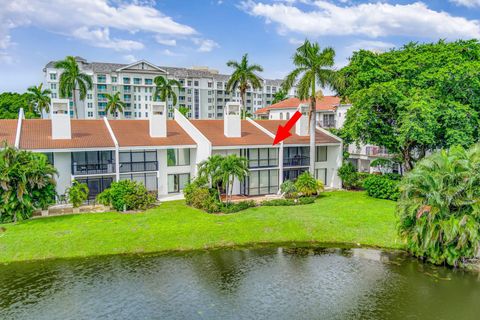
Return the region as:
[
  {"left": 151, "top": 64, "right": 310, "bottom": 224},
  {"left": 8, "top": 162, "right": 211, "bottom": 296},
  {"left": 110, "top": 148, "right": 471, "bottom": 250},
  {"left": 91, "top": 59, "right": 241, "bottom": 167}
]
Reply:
[{"left": 1, "top": 247, "right": 479, "bottom": 320}]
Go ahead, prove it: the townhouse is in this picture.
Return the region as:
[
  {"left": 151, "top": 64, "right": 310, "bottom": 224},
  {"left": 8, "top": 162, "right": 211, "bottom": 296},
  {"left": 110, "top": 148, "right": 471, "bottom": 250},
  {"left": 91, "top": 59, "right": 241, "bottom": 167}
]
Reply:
[
  {"left": 256, "top": 97, "right": 399, "bottom": 174},
  {"left": 0, "top": 99, "right": 342, "bottom": 202},
  {"left": 44, "top": 58, "right": 295, "bottom": 120}
]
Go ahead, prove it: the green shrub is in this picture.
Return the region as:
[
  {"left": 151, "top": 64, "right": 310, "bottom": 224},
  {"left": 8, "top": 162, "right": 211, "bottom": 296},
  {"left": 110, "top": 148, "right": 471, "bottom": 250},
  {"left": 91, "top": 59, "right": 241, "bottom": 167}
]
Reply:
[
  {"left": 96, "top": 180, "right": 156, "bottom": 211},
  {"left": 338, "top": 162, "right": 362, "bottom": 189},
  {"left": 363, "top": 175, "right": 399, "bottom": 201},
  {"left": 280, "top": 180, "right": 298, "bottom": 199},
  {"left": 261, "top": 197, "right": 315, "bottom": 206},
  {"left": 67, "top": 180, "right": 89, "bottom": 208},
  {"left": 294, "top": 171, "right": 324, "bottom": 196},
  {"left": 221, "top": 200, "right": 256, "bottom": 213},
  {"left": 32, "top": 183, "right": 57, "bottom": 210},
  {"left": 184, "top": 177, "right": 222, "bottom": 213}
]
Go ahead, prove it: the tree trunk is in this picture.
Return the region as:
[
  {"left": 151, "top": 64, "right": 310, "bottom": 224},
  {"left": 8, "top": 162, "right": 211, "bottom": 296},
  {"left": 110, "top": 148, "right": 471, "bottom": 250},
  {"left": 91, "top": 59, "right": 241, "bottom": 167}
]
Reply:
[
  {"left": 309, "top": 84, "right": 317, "bottom": 175},
  {"left": 241, "top": 90, "right": 246, "bottom": 119},
  {"left": 401, "top": 148, "right": 414, "bottom": 172},
  {"left": 72, "top": 89, "right": 78, "bottom": 119}
]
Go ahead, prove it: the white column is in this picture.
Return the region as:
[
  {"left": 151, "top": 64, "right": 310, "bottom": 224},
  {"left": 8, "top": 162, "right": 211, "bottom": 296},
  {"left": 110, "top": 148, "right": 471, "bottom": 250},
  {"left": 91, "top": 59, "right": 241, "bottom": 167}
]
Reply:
[{"left": 278, "top": 142, "right": 284, "bottom": 192}]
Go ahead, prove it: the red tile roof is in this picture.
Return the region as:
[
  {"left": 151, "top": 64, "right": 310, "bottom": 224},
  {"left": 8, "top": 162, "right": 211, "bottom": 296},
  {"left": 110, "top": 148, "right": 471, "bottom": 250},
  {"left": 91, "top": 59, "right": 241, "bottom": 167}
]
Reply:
[
  {"left": 19, "top": 120, "right": 115, "bottom": 150},
  {"left": 0, "top": 119, "right": 18, "bottom": 146},
  {"left": 108, "top": 120, "right": 195, "bottom": 147},
  {"left": 255, "top": 96, "right": 341, "bottom": 114},
  {"left": 254, "top": 120, "right": 340, "bottom": 145},
  {"left": 190, "top": 120, "right": 274, "bottom": 146}
]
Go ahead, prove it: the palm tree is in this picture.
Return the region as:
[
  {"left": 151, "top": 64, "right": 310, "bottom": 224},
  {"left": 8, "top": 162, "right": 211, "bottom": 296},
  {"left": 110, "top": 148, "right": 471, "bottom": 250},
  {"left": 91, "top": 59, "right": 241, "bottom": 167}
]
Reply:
[
  {"left": 27, "top": 83, "right": 51, "bottom": 116},
  {"left": 220, "top": 154, "right": 249, "bottom": 203},
  {"left": 282, "top": 40, "right": 341, "bottom": 174},
  {"left": 397, "top": 144, "right": 480, "bottom": 267},
  {"left": 178, "top": 106, "right": 189, "bottom": 117},
  {"left": 272, "top": 89, "right": 288, "bottom": 104},
  {"left": 54, "top": 56, "right": 93, "bottom": 119},
  {"left": 226, "top": 54, "right": 263, "bottom": 119},
  {"left": 198, "top": 154, "right": 225, "bottom": 202},
  {"left": 153, "top": 76, "right": 183, "bottom": 107},
  {"left": 104, "top": 92, "right": 126, "bottom": 119}
]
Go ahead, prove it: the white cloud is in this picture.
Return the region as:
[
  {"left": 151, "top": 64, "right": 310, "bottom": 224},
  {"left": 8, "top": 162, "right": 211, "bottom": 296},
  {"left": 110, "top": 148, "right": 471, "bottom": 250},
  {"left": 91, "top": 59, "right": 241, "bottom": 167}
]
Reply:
[
  {"left": 72, "top": 27, "right": 144, "bottom": 51},
  {"left": 0, "top": 0, "right": 197, "bottom": 53},
  {"left": 346, "top": 40, "right": 396, "bottom": 53},
  {"left": 161, "top": 49, "right": 184, "bottom": 57},
  {"left": 192, "top": 38, "right": 220, "bottom": 52},
  {"left": 288, "top": 37, "right": 304, "bottom": 45},
  {"left": 154, "top": 36, "right": 177, "bottom": 46},
  {"left": 123, "top": 54, "right": 138, "bottom": 63},
  {"left": 451, "top": 0, "right": 480, "bottom": 7},
  {"left": 241, "top": 0, "right": 480, "bottom": 39}
]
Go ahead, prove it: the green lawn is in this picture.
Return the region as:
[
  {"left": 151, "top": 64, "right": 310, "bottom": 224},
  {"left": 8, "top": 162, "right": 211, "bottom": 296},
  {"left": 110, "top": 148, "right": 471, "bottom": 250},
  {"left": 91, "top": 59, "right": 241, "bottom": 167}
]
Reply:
[{"left": 0, "top": 191, "right": 402, "bottom": 263}]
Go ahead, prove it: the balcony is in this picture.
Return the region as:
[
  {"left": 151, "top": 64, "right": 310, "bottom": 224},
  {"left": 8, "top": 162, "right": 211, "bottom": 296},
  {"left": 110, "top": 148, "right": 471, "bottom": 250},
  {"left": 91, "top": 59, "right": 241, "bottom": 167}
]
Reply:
[
  {"left": 317, "top": 119, "right": 336, "bottom": 128},
  {"left": 119, "top": 161, "right": 158, "bottom": 173},
  {"left": 366, "top": 146, "right": 390, "bottom": 157},
  {"left": 72, "top": 163, "right": 115, "bottom": 175},
  {"left": 283, "top": 155, "right": 310, "bottom": 167}
]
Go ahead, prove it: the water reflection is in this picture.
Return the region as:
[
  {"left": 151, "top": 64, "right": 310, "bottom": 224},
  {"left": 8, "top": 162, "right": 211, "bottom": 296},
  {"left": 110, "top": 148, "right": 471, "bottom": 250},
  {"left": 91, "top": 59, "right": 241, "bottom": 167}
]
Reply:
[{"left": 1, "top": 247, "right": 479, "bottom": 320}]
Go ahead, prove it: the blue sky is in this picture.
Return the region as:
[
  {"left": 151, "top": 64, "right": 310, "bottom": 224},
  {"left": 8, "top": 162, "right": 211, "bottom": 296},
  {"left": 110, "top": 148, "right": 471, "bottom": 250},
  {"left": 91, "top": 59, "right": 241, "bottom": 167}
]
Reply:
[{"left": 1, "top": 0, "right": 480, "bottom": 92}]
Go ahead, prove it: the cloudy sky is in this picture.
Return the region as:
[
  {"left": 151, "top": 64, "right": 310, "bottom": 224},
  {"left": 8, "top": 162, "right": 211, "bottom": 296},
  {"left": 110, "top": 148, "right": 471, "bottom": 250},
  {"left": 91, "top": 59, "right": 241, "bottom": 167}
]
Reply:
[{"left": 1, "top": 0, "right": 480, "bottom": 92}]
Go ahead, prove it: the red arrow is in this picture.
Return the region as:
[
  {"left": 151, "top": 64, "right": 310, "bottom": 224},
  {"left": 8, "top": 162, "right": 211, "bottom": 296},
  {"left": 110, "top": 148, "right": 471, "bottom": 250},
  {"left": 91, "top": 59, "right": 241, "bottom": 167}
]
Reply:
[{"left": 272, "top": 111, "right": 302, "bottom": 145}]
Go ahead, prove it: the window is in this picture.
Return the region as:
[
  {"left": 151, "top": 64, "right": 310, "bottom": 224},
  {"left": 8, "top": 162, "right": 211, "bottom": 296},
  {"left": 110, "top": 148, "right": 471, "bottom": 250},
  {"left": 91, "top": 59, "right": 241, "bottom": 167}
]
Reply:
[
  {"left": 120, "top": 172, "right": 158, "bottom": 192},
  {"left": 51, "top": 93, "right": 57, "bottom": 98},
  {"left": 208, "top": 82, "right": 213, "bottom": 88},
  {"left": 87, "top": 93, "right": 93, "bottom": 99},
  {"left": 168, "top": 173, "right": 190, "bottom": 193},
  {"left": 316, "top": 146, "right": 328, "bottom": 162},
  {"left": 87, "top": 111, "right": 94, "bottom": 117},
  {"left": 50, "top": 83, "right": 56, "bottom": 89},
  {"left": 49, "top": 73, "right": 57, "bottom": 80},
  {"left": 97, "top": 74, "right": 106, "bottom": 83},
  {"left": 167, "top": 148, "right": 190, "bottom": 166},
  {"left": 111, "top": 76, "right": 117, "bottom": 83},
  {"left": 243, "top": 148, "right": 278, "bottom": 168},
  {"left": 43, "top": 153, "right": 54, "bottom": 165},
  {"left": 71, "top": 151, "right": 115, "bottom": 175},
  {"left": 123, "top": 77, "right": 130, "bottom": 84},
  {"left": 280, "top": 113, "right": 283, "bottom": 120},
  {"left": 245, "top": 169, "right": 279, "bottom": 196},
  {"left": 112, "top": 86, "right": 117, "bottom": 92},
  {"left": 119, "top": 150, "right": 157, "bottom": 173},
  {"left": 284, "top": 147, "right": 310, "bottom": 167},
  {"left": 133, "top": 78, "right": 142, "bottom": 84},
  {"left": 145, "top": 78, "right": 153, "bottom": 85},
  {"left": 75, "top": 176, "right": 114, "bottom": 201}
]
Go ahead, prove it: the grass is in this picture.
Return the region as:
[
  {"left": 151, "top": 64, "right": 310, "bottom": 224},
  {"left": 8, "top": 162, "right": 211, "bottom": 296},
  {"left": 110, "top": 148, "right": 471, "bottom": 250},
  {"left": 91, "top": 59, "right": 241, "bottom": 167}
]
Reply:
[{"left": 0, "top": 191, "right": 402, "bottom": 263}]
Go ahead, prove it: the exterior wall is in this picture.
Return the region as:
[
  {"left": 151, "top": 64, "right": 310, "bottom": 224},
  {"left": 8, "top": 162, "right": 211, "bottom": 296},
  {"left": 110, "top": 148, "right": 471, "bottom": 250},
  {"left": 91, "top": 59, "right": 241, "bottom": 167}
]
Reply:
[
  {"left": 53, "top": 152, "right": 71, "bottom": 196},
  {"left": 212, "top": 148, "right": 242, "bottom": 195},
  {"left": 314, "top": 145, "right": 342, "bottom": 188}
]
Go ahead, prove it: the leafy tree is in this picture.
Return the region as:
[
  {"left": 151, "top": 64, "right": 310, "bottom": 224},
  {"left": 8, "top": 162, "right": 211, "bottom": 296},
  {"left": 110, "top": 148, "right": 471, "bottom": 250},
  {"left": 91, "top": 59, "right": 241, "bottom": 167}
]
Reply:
[
  {"left": 272, "top": 89, "right": 288, "bottom": 104},
  {"left": 338, "top": 40, "right": 480, "bottom": 171},
  {"left": 282, "top": 40, "right": 341, "bottom": 174},
  {"left": 67, "top": 180, "right": 89, "bottom": 208},
  {"left": 27, "top": 83, "right": 51, "bottom": 115},
  {"left": 294, "top": 171, "right": 324, "bottom": 196},
  {"left": 178, "top": 106, "right": 189, "bottom": 117},
  {"left": 153, "top": 76, "right": 183, "bottom": 106},
  {"left": 104, "top": 92, "right": 126, "bottom": 119},
  {"left": 0, "top": 92, "right": 39, "bottom": 119},
  {"left": 397, "top": 144, "right": 480, "bottom": 267},
  {"left": 55, "top": 56, "right": 93, "bottom": 118},
  {"left": 226, "top": 53, "right": 263, "bottom": 118},
  {"left": 0, "top": 146, "right": 57, "bottom": 223}
]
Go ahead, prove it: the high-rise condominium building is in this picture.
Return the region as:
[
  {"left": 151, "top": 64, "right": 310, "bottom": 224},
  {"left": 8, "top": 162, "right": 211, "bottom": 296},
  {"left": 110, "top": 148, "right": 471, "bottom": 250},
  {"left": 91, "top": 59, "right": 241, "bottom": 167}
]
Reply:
[{"left": 43, "top": 57, "right": 295, "bottom": 120}]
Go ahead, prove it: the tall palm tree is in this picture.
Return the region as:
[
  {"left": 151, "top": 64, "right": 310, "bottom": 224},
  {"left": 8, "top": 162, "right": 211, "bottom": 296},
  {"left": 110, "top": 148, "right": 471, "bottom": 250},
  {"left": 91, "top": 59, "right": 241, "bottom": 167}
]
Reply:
[
  {"left": 27, "top": 83, "right": 51, "bottom": 116},
  {"left": 226, "top": 54, "right": 263, "bottom": 119},
  {"left": 221, "top": 154, "right": 249, "bottom": 203},
  {"left": 272, "top": 89, "right": 288, "bottom": 104},
  {"left": 104, "top": 92, "right": 126, "bottom": 119},
  {"left": 54, "top": 56, "right": 92, "bottom": 119},
  {"left": 153, "top": 76, "right": 183, "bottom": 107},
  {"left": 282, "top": 40, "right": 341, "bottom": 174}
]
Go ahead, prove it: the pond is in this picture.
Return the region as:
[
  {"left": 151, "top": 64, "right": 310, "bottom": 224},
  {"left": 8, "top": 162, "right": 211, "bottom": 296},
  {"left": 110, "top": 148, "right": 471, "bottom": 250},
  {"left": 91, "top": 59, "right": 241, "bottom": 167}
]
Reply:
[{"left": 1, "top": 247, "right": 479, "bottom": 320}]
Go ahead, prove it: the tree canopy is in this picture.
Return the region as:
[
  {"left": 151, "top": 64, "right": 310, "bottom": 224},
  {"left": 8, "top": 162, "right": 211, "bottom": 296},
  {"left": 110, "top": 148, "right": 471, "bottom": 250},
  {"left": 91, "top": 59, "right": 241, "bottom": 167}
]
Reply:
[
  {"left": 0, "top": 92, "right": 40, "bottom": 119},
  {"left": 338, "top": 40, "right": 480, "bottom": 170}
]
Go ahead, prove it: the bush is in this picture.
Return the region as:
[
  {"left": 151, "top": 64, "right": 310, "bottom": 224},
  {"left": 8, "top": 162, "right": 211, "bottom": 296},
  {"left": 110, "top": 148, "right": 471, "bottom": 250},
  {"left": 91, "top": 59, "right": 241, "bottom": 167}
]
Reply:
[
  {"left": 294, "top": 171, "right": 324, "bottom": 196},
  {"left": 338, "top": 162, "right": 362, "bottom": 189},
  {"left": 96, "top": 180, "right": 156, "bottom": 211},
  {"left": 32, "top": 183, "right": 56, "bottom": 210},
  {"left": 261, "top": 197, "right": 315, "bottom": 206},
  {"left": 280, "top": 180, "right": 298, "bottom": 199},
  {"left": 363, "top": 175, "right": 399, "bottom": 201},
  {"left": 184, "top": 177, "right": 222, "bottom": 213},
  {"left": 67, "top": 180, "right": 89, "bottom": 208},
  {"left": 221, "top": 200, "right": 256, "bottom": 213}
]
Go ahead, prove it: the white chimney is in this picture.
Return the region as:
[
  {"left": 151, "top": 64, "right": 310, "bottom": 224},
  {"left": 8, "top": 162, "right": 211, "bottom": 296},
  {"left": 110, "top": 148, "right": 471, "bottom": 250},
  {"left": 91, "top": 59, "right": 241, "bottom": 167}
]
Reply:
[
  {"left": 50, "top": 98, "right": 71, "bottom": 139},
  {"left": 149, "top": 101, "right": 167, "bottom": 137},
  {"left": 224, "top": 102, "right": 241, "bottom": 138},
  {"left": 295, "top": 104, "right": 309, "bottom": 136}
]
